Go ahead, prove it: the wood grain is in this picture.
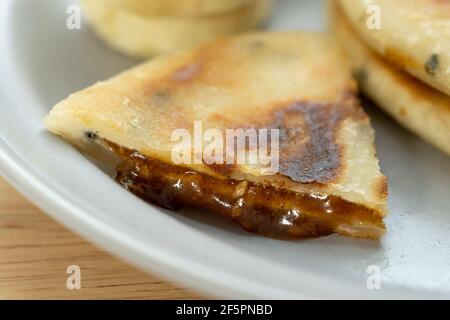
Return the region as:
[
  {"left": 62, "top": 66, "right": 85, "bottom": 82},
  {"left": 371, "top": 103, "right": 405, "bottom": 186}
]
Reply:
[{"left": 0, "top": 177, "right": 203, "bottom": 299}]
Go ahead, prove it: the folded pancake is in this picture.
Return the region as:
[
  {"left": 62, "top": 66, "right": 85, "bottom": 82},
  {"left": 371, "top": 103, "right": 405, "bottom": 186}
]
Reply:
[
  {"left": 330, "top": 1, "right": 450, "bottom": 156},
  {"left": 45, "top": 32, "right": 388, "bottom": 239},
  {"left": 105, "top": 0, "right": 254, "bottom": 17},
  {"left": 81, "top": 0, "right": 272, "bottom": 58},
  {"left": 337, "top": 0, "right": 450, "bottom": 97}
]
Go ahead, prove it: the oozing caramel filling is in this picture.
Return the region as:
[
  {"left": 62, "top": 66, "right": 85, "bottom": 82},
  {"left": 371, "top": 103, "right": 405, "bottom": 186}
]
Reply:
[{"left": 95, "top": 139, "right": 385, "bottom": 240}]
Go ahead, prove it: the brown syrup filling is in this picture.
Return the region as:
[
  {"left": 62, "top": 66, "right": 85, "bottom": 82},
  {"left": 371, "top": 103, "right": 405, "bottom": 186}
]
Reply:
[{"left": 93, "top": 138, "right": 385, "bottom": 240}]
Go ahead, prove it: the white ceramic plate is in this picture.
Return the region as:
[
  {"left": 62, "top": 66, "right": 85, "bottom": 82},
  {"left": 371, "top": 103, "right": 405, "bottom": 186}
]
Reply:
[{"left": 1, "top": 0, "right": 450, "bottom": 299}]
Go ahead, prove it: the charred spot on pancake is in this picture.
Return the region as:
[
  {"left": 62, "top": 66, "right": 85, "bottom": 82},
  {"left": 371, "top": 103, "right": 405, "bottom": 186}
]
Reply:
[
  {"left": 266, "top": 93, "right": 364, "bottom": 184},
  {"left": 354, "top": 67, "right": 368, "bottom": 84},
  {"left": 202, "top": 93, "right": 365, "bottom": 185},
  {"left": 425, "top": 53, "right": 439, "bottom": 76},
  {"left": 85, "top": 131, "right": 98, "bottom": 141},
  {"left": 274, "top": 102, "right": 342, "bottom": 184}
]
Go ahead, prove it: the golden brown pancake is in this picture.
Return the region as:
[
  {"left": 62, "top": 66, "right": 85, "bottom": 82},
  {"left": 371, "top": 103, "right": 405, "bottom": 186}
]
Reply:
[
  {"left": 337, "top": 0, "right": 450, "bottom": 97},
  {"left": 330, "top": 1, "right": 450, "bottom": 156},
  {"left": 104, "top": 0, "right": 255, "bottom": 17},
  {"left": 81, "top": 0, "right": 272, "bottom": 58},
  {"left": 45, "top": 32, "right": 388, "bottom": 239}
]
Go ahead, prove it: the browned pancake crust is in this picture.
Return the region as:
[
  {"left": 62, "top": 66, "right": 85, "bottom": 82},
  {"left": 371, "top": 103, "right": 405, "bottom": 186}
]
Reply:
[
  {"left": 269, "top": 93, "right": 366, "bottom": 184},
  {"left": 129, "top": 36, "right": 369, "bottom": 185},
  {"left": 204, "top": 92, "right": 367, "bottom": 184}
]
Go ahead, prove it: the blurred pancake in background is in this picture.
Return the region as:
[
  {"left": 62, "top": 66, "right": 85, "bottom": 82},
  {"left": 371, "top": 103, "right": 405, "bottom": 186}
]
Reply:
[
  {"left": 337, "top": 0, "right": 450, "bottom": 97},
  {"left": 105, "top": 0, "right": 253, "bottom": 17},
  {"left": 81, "top": 0, "right": 273, "bottom": 58},
  {"left": 330, "top": 0, "right": 450, "bottom": 156}
]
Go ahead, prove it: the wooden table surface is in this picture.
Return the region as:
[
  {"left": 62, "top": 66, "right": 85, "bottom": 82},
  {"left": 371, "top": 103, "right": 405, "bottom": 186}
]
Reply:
[{"left": 0, "top": 177, "right": 202, "bottom": 299}]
